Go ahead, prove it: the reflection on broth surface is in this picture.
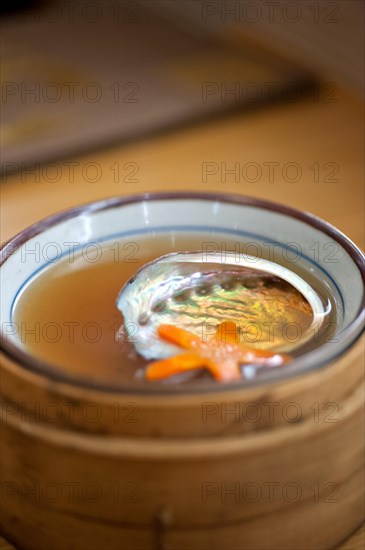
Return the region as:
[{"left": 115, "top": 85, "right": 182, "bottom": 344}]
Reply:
[{"left": 13, "top": 233, "right": 335, "bottom": 388}]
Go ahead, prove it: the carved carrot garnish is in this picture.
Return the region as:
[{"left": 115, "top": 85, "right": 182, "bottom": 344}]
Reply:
[{"left": 146, "top": 321, "right": 290, "bottom": 382}]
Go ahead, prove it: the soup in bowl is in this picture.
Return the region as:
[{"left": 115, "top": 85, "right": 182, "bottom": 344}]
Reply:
[{"left": 1, "top": 192, "right": 363, "bottom": 392}]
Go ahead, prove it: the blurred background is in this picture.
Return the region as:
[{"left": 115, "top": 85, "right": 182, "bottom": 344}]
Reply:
[
  {"left": 1, "top": 0, "right": 364, "bottom": 167},
  {"left": 2, "top": 1, "right": 363, "bottom": 247}
]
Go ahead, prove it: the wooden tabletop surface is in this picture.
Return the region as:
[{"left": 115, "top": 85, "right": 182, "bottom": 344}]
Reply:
[{"left": 1, "top": 88, "right": 364, "bottom": 549}]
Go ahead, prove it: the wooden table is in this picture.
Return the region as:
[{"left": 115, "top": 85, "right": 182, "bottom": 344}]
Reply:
[{"left": 1, "top": 88, "right": 364, "bottom": 549}]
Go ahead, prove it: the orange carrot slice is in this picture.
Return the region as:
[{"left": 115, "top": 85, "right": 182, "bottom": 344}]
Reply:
[{"left": 146, "top": 322, "right": 290, "bottom": 382}]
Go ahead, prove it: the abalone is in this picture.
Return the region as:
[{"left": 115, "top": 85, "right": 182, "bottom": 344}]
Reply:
[{"left": 116, "top": 251, "right": 325, "bottom": 360}]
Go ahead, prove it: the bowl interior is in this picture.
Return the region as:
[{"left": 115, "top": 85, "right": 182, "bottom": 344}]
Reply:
[{"left": 1, "top": 194, "right": 364, "bottom": 393}]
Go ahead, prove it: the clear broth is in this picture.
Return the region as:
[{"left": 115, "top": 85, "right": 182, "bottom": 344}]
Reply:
[{"left": 13, "top": 233, "right": 336, "bottom": 388}]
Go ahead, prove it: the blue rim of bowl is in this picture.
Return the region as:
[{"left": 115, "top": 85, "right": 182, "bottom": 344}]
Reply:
[{"left": 1, "top": 191, "right": 364, "bottom": 394}]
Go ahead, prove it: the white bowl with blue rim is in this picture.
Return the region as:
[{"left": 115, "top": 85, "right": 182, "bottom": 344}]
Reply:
[{"left": 0, "top": 192, "right": 364, "bottom": 392}]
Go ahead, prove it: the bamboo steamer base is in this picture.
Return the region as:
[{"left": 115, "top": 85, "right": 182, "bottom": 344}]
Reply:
[{"left": 0, "top": 337, "right": 364, "bottom": 550}]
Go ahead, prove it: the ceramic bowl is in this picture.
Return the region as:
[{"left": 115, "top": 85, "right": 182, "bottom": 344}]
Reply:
[{"left": 1, "top": 192, "right": 364, "bottom": 391}]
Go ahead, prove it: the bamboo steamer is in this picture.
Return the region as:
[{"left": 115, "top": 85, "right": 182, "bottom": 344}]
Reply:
[
  {"left": 1, "top": 336, "right": 364, "bottom": 550},
  {"left": 1, "top": 193, "right": 364, "bottom": 548}
]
